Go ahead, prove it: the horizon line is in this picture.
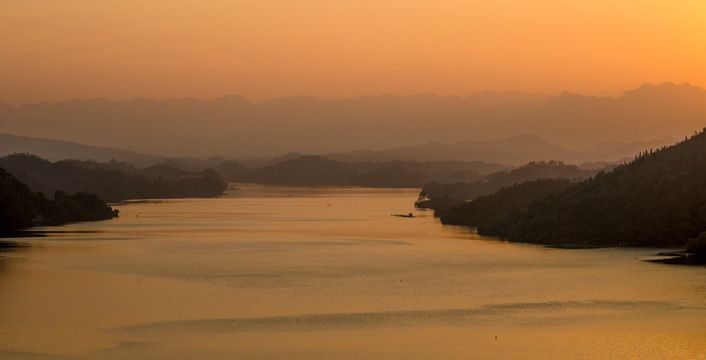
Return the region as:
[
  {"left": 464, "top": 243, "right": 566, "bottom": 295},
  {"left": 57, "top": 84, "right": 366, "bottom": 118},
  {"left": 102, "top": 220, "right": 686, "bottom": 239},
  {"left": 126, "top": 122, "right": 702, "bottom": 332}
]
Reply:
[{"left": 1, "top": 81, "right": 698, "bottom": 107}]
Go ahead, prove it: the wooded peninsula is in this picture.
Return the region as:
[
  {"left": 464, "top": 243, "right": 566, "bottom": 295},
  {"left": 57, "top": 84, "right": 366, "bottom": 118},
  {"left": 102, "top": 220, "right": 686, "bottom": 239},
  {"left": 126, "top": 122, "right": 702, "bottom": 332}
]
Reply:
[{"left": 429, "top": 129, "right": 706, "bottom": 256}]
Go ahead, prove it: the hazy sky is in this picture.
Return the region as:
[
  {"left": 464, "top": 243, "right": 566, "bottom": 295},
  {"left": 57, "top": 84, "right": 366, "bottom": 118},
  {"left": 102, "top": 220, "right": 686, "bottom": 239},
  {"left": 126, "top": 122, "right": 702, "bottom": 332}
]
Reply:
[{"left": 2, "top": 0, "right": 705, "bottom": 105}]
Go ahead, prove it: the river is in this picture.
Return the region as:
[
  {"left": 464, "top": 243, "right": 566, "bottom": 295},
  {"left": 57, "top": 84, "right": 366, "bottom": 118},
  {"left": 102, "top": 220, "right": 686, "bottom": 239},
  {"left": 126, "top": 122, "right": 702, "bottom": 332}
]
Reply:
[{"left": 1, "top": 185, "right": 704, "bottom": 359}]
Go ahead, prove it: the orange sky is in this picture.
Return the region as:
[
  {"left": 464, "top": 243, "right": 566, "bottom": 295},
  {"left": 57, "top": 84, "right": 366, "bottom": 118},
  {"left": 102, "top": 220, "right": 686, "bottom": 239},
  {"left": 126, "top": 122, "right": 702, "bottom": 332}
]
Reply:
[{"left": 1, "top": 0, "right": 705, "bottom": 105}]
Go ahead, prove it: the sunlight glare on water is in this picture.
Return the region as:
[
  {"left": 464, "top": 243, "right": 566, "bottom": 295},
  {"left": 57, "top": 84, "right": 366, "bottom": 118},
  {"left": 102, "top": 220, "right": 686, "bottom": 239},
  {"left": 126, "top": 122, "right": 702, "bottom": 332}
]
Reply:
[{"left": 0, "top": 185, "right": 704, "bottom": 359}]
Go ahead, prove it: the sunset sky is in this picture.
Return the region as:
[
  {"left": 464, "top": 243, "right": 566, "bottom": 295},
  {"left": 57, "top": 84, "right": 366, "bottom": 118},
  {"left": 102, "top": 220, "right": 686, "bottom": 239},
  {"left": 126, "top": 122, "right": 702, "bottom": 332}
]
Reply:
[{"left": 2, "top": 0, "right": 705, "bottom": 105}]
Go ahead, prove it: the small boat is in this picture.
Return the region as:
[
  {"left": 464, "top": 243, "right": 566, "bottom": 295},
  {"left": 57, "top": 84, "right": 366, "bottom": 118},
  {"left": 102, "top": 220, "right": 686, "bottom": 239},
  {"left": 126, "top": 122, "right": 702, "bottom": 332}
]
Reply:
[{"left": 391, "top": 212, "right": 415, "bottom": 218}]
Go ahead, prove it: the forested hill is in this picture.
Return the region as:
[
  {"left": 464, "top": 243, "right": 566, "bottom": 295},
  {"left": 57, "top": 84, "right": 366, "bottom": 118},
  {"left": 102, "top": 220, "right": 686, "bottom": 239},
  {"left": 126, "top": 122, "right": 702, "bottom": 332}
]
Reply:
[
  {"left": 215, "top": 156, "right": 510, "bottom": 187},
  {"left": 0, "top": 154, "right": 227, "bottom": 203},
  {"left": 418, "top": 161, "right": 599, "bottom": 210},
  {"left": 442, "top": 129, "right": 706, "bottom": 248},
  {"left": 0, "top": 167, "right": 118, "bottom": 236}
]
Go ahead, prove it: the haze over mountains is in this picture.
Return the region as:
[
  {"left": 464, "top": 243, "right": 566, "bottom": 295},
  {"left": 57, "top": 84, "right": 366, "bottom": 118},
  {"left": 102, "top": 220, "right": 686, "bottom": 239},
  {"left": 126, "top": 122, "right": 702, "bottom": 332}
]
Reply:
[
  {"left": 0, "top": 133, "right": 163, "bottom": 166},
  {"left": 0, "top": 132, "right": 671, "bottom": 168},
  {"left": 326, "top": 134, "right": 672, "bottom": 165},
  {"left": 1, "top": 82, "right": 703, "bottom": 160}
]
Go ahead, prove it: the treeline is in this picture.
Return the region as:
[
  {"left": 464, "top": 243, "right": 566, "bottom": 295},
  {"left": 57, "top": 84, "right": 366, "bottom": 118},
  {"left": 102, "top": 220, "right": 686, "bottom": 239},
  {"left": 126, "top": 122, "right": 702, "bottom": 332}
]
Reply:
[
  {"left": 213, "top": 156, "right": 510, "bottom": 188},
  {"left": 417, "top": 161, "right": 599, "bottom": 210},
  {"left": 440, "top": 129, "right": 706, "bottom": 251},
  {"left": 1, "top": 167, "right": 118, "bottom": 236},
  {"left": 0, "top": 154, "right": 228, "bottom": 203},
  {"left": 437, "top": 178, "right": 576, "bottom": 235},
  {"left": 1, "top": 152, "right": 506, "bottom": 202}
]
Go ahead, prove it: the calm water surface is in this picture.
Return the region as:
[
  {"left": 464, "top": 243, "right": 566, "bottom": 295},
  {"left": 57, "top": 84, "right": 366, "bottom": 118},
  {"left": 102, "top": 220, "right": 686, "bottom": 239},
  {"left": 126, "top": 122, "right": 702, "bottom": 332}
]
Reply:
[{"left": 1, "top": 185, "right": 705, "bottom": 359}]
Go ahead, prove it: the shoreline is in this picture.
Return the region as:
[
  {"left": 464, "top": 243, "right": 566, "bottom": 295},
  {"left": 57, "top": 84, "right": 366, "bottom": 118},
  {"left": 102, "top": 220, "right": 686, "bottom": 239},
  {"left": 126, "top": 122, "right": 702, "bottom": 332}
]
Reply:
[{"left": 647, "top": 251, "right": 706, "bottom": 266}]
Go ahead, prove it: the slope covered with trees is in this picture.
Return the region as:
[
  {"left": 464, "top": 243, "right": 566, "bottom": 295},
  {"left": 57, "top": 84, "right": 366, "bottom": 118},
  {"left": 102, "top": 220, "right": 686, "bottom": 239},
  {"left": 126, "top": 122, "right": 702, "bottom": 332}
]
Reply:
[
  {"left": 0, "top": 154, "right": 227, "bottom": 203},
  {"left": 1, "top": 167, "right": 118, "bottom": 236},
  {"left": 441, "top": 129, "right": 706, "bottom": 249},
  {"left": 417, "top": 161, "right": 599, "bottom": 210},
  {"left": 438, "top": 179, "right": 575, "bottom": 236},
  {"left": 215, "top": 155, "right": 509, "bottom": 188}
]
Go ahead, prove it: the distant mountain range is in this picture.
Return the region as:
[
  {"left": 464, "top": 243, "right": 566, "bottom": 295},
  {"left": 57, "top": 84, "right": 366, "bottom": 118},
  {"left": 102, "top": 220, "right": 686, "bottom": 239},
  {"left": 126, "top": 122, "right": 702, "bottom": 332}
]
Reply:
[
  {"left": 419, "top": 160, "right": 600, "bottom": 207},
  {"left": 213, "top": 156, "right": 510, "bottom": 188},
  {"left": 0, "top": 133, "right": 164, "bottom": 166},
  {"left": 0, "top": 132, "right": 673, "bottom": 168},
  {"left": 517, "top": 83, "right": 706, "bottom": 148},
  {"left": 326, "top": 134, "right": 673, "bottom": 165},
  {"left": 1, "top": 82, "right": 703, "bottom": 158}
]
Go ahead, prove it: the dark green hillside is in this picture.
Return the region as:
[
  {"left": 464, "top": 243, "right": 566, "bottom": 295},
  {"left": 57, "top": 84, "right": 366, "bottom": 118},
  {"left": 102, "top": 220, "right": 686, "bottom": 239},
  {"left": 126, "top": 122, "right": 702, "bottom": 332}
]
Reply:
[
  {"left": 418, "top": 161, "right": 597, "bottom": 210},
  {"left": 445, "top": 129, "right": 706, "bottom": 248},
  {"left": 251, "top": 156, "right": 358, "bottom": 185},
  {"left": 0, "top": 154, "right": 227, "bottom": 202},
  {"left": 218, "top": 155, "right": 508, "bottom": 188},
  {"left": 438, "top": 179, "right": 575, "bottom": 236},
  {"left": 0, "top": 167, "right": 35, "bottom": 234},
  {"left": 0, "top": 167, "right": 118, "bottom": 236}
]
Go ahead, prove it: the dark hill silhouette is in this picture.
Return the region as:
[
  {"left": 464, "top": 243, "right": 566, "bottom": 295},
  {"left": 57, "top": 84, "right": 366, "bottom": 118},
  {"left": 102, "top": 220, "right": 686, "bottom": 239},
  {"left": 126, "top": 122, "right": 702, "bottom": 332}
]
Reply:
[
  {"left": 436, "top": 178, "right": 577, "bottom": 237},
  {"left": 418, "top": 160, "right": 599, "bottom": 210},
  {"left": 0, "top": 133, "right": 164, "bottom": 166},
  {"left": 1, "top": 131, "right": 670, "bottom": 171},
  {"left": 327, "top": 134, "right": 578, "bottom": 165},
  {"left": 218, "top": 155, "right": 510, "bottom": 188},
  {"left": 440, "top": 128, "right": 706, "bottom": 249},
  {"left": 326, "top": 134, "right": 674, "bottom": 165},
  {"left": 0, "top": 166, "right": 118, "bottom": 236},
  {"left": 0, "top": 154, "right": 227, "bottom": 202}
]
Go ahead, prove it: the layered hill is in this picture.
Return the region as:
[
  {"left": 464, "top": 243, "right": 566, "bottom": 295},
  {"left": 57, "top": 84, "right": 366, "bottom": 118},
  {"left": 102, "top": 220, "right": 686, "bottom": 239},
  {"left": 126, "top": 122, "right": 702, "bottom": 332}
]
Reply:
[
  {"left": 517, "top": 83, "right": 706, "bottom": 148},
  {"left": 326, "top": 134, "right": 671, "bottom": 165},
  {"left": 0, "top": 166, "right": 118, "bottom": 236},
  {"left": 215, "top": 156, "right": 510, "bottom": 188},
  {"left": 1, "top": 132, "right": 670, "bottom": 169},
  {"left": 0, "top": 133, "right": 163, "bottom": 166},
  {"left": 418, "top": 161, "right": 599, "bottom": 210},
  {"left": 0, "top": 154, "right": 227, "bottom": 203},
  {"left": 0, "top": 92, "right": 549, "bottom": 157},
  {"left": 440, "top": 128, "right": 706, "bottom": 248},
  {"left": 1, "top": 83, "right": 701, "bottom": 158}
]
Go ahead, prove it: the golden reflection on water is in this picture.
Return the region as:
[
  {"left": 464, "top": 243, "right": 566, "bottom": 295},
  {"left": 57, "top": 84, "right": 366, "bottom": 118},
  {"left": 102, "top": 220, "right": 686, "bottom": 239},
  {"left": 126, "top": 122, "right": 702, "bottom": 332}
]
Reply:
[{"left": 0, "top": 184, "right": 704, "bottom": 359}]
